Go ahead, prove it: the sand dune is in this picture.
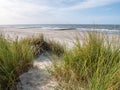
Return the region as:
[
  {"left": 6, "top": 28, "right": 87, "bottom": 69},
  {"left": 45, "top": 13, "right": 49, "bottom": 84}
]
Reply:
[{"left": 0, "top": 28, "right": 119, "bottom": 90}]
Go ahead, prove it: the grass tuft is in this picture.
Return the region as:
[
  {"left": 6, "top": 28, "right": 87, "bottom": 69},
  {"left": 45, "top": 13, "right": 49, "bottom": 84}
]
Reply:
[
  {"left": 25, "top": 34, "right": 65, "bottom": 57},
  {"left": 51, "top": 32, "right": 120, "bottom": 90},
  {"left": 0, "top": 35, "right": 33, "bottom": 90}
]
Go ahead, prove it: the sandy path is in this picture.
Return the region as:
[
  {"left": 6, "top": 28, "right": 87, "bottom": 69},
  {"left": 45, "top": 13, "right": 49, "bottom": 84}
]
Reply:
[{"left": 17, "top": 54, "right": 57, "bottom": 90}]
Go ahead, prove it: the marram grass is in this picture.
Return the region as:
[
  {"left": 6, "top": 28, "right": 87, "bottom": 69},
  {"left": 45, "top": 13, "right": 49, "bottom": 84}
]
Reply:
[
  {"left": 51, "top": 32, "right": 120, "bottom": 90},
  {"left": 24, "top": 34, "right": 65, "bottom": 57},
  {"left": 0, "top": 35, "right": 33, "bottom": 90},
  {"left": 0, "top": 33, "right": 119, "bottom": 90}
]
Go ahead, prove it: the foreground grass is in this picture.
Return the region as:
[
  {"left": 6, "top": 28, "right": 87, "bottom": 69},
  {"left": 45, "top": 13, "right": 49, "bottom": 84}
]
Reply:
[
  {"left": 0, "top": 34, "right": 65, "bottom": 90},
  {"left": 51, "top": 33, "right": 120, "bottom": 90},
  {"left": 0, "top": 33, "right": 119, "bottom": 90},
  {"left": 0, "top": 35, "right": 33, "bottom": 90}
]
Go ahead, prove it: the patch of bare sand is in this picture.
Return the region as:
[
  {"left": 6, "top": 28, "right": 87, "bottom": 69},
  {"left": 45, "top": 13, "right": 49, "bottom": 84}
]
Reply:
[{"left": 17, "top": 54, "right": 57, "bottom": 90}]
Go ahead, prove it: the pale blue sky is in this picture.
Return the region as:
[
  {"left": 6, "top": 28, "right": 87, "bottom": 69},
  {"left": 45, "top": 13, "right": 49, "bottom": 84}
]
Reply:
[{"left": 0, "top": 0, "right": 120, "bottom": 24}]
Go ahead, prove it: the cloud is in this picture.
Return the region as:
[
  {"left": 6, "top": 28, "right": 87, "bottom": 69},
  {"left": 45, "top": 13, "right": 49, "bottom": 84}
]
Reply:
[
  {"left": 0, "top": 0, "right": 53, "bottom": 24},
  {"left": 0, "top": 0, "right": 120, "bottom": 24},
  {"left": 1, "top": 0, "right": 119, "bottom": 13}
]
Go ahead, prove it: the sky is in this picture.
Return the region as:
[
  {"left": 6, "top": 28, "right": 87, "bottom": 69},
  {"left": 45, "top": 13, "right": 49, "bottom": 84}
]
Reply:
[{"left": 0, "top": 0, "right": 120, "bottom": 24}]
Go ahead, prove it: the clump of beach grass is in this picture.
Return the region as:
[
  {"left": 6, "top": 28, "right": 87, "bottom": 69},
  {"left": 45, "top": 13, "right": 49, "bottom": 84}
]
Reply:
[
  {"left": 47, "top": 39, "right": 65, "bottom": 56},
  {"left": 0, "top": 35, "right": 33, "bottom": 90},
  {"left": 51, "top": 32, "right": 120, "bottom": 90},
  {"left": 26, "top": 34, "right": 65, "bottom": 57}
]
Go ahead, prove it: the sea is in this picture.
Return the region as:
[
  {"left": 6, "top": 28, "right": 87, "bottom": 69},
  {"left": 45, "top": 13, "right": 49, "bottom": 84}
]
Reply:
[{"left": 0, "top": 24, "right": 120, "bottom": 34}]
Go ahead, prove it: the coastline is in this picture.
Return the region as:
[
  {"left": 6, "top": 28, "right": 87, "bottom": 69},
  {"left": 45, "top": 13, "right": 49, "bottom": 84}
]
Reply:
[{"left": 1, "top": 28, "right": 119, "bottom": 44}]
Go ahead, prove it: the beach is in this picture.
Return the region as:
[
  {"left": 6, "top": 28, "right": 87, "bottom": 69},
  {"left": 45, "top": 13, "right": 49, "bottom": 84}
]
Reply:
[
  {"left": 0, "top": 27, "right": 120, "bottom": 90},
  {"left": 1, "top": 26, "right": 120, "bottom": 42},
  {"left": 0, "top": 0, "right": 120, "bottom": 89},
  {"left": 0, "top": 28, "right": 79, "bottom": 90}
]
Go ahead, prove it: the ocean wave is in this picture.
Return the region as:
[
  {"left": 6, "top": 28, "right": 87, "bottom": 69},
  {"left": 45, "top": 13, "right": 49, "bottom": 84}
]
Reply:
[
  {"left": 77, "top": 28, "right": 120, "bottom": 34},
  {"left": 0, "top": 24, "right": 120, "bottom": 34},
  {"left": 40, "top": 27, "right": 76, "bottom": 30}
]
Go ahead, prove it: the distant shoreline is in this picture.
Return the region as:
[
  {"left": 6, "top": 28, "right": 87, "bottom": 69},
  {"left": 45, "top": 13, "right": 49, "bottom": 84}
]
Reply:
[{"left": 0, "top": 24, "right": 120, "bottom": 35}]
